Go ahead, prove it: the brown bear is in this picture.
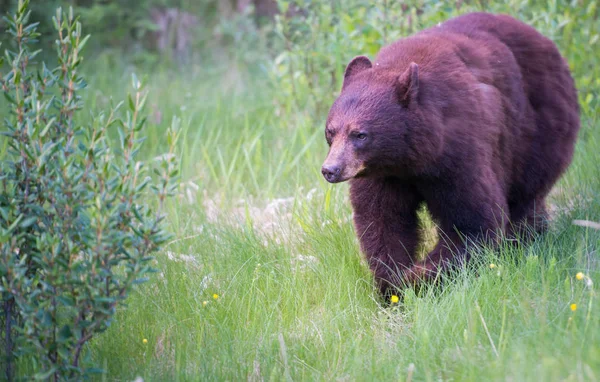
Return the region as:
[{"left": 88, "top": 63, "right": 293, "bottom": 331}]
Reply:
[{"left": 321, "top": 12, "right": 580, "bottom": 295}]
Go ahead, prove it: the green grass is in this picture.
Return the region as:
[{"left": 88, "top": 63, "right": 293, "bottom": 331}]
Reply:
[{"left": 61, "top": 1, "right": 600, "bottom": 381}]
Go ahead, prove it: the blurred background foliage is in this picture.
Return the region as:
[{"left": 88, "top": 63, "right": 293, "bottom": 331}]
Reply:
[
  {"left": 1, "top": 0, "right": 596, "bottom": 112},
  {"left": 0, "top": 0, "right": 277, "bottom": 65}
]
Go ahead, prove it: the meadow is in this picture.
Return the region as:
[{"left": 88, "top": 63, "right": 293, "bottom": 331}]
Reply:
[{"left": 10, "top": 0, "right": 600, "bottom": 380}]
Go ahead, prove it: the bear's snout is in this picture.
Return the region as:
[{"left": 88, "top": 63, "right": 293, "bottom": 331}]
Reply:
[{"left": 321, "top": 165, "right": 341, "bottom": 183}]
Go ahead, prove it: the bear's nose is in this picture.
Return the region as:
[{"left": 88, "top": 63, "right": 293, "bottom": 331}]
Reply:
[{"left": 321, "top": 165, "right": 341, "bottom": 183}]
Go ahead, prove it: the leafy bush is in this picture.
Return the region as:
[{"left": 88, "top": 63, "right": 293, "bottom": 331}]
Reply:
[
  {"left": 0, "top": 0, "right": 249, "bottom": 64},
  {"left": 0, "top": 1, "right": 179, "bottom": 380}
]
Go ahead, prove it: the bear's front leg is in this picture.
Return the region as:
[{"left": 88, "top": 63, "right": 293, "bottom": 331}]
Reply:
[
  {"left": 404, "top": 175, "right": 508, "bottom": 285},
  {"left": 349, "top": 177, "right": 423, "bottom": 296}
]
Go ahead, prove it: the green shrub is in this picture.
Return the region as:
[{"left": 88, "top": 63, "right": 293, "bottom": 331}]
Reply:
[{"left": 0, "top": 1, "right": 179, "bottom": 380}]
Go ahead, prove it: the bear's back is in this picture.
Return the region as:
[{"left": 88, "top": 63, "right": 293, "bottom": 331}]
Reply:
[
  {"left": 375, "top": 12, "right": 579, "bottom": 149},
  {"left": 433, "top": 12, "right": 579, "bottom": 121}
]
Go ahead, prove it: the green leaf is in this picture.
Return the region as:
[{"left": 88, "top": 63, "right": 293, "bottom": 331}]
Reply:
[
  {"left": 19, "top": 216, "right": 37, "bottom": 228},
  {"left": 18, "top": 0, "right": 30, "bottom": 15},
  {"left": 6, "top": 215, "right": 23, "bottom": 235},
  {"left": 131, "top": 72, "right": 140, "bottom": 90},
  {"left": 58, "top": 325, "right": 73, "bottom": 342},
  {"left": 128, "top": 94, "right": 135, "bottom": 111},
  {"left": 78, "top": 34, "right": 91, "bottom": 52},
  {"left": 23, "top": 22, "right": 39, "bottom": 34},
  {"left": 94, "top": 297, "right": 116, "bottom": 303},
  {"left": 3, "top": 91, "right": 16, "bottom": 105},
  {"left": 40, "top": 117, "right": 56, "bottom": 137},
  {"left": 34, "top": 368, "right": 57, "bottom": 380},
  {"left": 56, "top": 295, "right": 75, "bottom": 307}
]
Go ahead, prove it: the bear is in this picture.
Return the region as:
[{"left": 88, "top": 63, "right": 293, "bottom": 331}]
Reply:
[{"left": 321, "top": 12, "right": 580, "bottom": 296}]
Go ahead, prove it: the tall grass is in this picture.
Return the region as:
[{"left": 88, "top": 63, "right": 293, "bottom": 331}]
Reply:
[{"left": 53, "top": 0, "right": 600, "bottom": 380}]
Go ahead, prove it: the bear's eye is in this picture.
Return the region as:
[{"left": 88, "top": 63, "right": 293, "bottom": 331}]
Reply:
[
  {"left": 355, "top": 132, "right": 367, "bottom": 141},
  {"left": 325, "top": 128, "right": 334, "bottom": 145}
]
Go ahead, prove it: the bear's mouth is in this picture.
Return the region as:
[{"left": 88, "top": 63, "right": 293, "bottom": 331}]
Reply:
[{"left": 322, "top": 163, "right": 366, "bottom": 183}]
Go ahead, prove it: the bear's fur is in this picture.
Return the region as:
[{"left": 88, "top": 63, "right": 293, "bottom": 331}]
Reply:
[{"left": 321, "top": 12, "right": 580, "bottom": 295}]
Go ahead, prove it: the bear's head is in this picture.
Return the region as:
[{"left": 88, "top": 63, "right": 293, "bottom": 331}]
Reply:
[{"left": 321, "top": 55, "right": 442, "bottom": 183}]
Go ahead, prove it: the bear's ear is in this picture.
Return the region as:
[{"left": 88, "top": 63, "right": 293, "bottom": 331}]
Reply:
[
  {"left": 396, "top": 62, "right": 419, "bottom": 107},
  {"left": 342, "top": 56, "right": 372, "bottom": 89}
]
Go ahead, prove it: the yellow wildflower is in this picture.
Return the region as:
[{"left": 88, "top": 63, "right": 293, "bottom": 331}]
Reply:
[
  {"left": 390, "top": 295, "right": 399, "bottom": 304},
  {"left": 202, "top": 301, "right": 208, "bottom": 307},
  {"left": 570, "top": 303, "right": 577, "bottom": 312},
  {"left": 489, "top": 263, "right": 496, "bottom": 269},
  {"left": 213, "top": 294, "right": 219, "bottom": 300},
  {"left": 143, "top": 338, "right": 148, "bottom": 344},
  {"left": 576, "top": 272, "right": 585, "bottom": 281}
]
